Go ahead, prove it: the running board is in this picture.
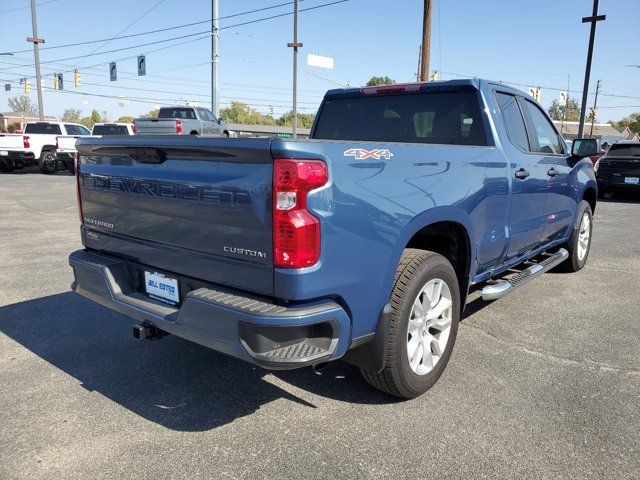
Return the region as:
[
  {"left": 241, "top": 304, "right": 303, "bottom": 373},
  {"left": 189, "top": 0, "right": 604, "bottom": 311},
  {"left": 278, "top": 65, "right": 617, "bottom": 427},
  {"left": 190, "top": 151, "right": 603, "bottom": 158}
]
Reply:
[{"left": 482, "top": 248, "right": 569, "bottom": 301}]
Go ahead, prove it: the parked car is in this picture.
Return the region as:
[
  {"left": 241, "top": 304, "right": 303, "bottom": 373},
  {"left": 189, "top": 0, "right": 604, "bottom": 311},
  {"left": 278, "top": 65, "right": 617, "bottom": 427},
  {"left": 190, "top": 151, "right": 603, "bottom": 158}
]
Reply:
[
  {"left": 594, "top": 141, "right": 640, "bottom": 196},
  {"left": 91, "top": 123, "right": 136, "bottom": 136},
  {"left": 0, "top": 121, "right": 90, "bottom": 173},
  {"left": 134, "top": 106, "right": 229, "bottom": 137},
  {"left": 69, "top": 79, "right": 598, "bottom": 399}
]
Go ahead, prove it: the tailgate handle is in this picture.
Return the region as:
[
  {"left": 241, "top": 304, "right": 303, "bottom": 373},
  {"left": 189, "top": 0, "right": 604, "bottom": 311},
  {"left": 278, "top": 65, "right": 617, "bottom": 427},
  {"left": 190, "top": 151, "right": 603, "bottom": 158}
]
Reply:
[{"left": 129, "top": 148, "right": 165, "bottom": 164}]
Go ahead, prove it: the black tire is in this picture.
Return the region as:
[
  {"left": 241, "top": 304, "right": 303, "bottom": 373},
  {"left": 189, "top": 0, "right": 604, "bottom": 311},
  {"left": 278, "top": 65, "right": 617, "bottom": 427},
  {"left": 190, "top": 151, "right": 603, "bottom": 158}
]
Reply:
[
  {"left": 360, "top": 249, "right": 460, "bottom": 399},
  {"left": 190, "top": 131, "right": 199, "bottom": 136},
  {"left": 66, "top": 160, "right": 75, "bottom": 175},
  {"left": 0, "top": 160, "right": 15, "bottom": 173},
  {"left": 558, "top": 200, "right": 593, "bottom": 272},
  {"left": 38, "top": 150, "right": 57, "bottom": 174}
]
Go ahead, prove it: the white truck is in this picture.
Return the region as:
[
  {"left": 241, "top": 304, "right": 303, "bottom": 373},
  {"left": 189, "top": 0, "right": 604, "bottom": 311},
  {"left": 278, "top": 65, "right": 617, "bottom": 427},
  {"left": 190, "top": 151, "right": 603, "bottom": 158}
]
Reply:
[
  {"left": 0, "top": 121, "right": 90, "bottom": 173},
  {"left": 91, "top": 123, "right": 136, "bottom": 136},
  {"left": 134, "top": 106, "right": 230, "bottom": 137}
]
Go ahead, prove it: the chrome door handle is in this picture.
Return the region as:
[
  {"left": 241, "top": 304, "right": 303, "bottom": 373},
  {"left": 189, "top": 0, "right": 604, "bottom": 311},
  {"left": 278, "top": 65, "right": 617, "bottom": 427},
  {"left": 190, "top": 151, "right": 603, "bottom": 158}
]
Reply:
[
  {"left": 547, "top": 168, "right": 559, "bottom": 177},
  {"left": 515, "top": 168, "right": 530, "bottom": 180}
]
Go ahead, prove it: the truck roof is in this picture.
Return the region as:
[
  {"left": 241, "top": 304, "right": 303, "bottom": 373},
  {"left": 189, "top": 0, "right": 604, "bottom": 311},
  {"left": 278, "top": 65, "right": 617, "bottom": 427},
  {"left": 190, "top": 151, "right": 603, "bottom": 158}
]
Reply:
[{"left": 323, "top": 78, "right": 526, "bottom": 99}]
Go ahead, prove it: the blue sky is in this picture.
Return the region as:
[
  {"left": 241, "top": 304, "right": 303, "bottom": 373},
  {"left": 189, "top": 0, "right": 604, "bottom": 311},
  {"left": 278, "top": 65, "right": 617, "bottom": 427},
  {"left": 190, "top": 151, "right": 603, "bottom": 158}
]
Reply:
[{"left": 1, "top": 0, "right": 638, "bottom": 122}]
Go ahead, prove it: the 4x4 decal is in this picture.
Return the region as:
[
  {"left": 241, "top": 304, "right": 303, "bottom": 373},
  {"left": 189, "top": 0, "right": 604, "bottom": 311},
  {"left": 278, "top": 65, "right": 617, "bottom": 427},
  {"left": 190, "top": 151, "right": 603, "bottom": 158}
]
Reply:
[{"left": 343, "top": 148, "right": 394, "bottom": 160}]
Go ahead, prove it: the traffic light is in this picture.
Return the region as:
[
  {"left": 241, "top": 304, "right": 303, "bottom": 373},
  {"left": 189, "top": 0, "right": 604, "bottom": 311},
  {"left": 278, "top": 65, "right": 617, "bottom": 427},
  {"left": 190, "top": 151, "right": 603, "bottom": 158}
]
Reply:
[
  {"left": 431, "top": 71, "right": 439, "bottom": 81},
  {"left": 109, "top": 62, "right": 117, "bottom": 81},
  {"left": 24, "top": 79, "right": 31, "bottom": 93},
  {"left": 137, "top": 55, "right": 146, "bottom": 76},
  {"left": 53, "top": 73, "right": 63, "bottom": 90},
  {"left": 589, "top": 108, "right": 597, "bottom": 120},
  {"left": 74, "top": 69, "right": 80, "bottom": 87}
]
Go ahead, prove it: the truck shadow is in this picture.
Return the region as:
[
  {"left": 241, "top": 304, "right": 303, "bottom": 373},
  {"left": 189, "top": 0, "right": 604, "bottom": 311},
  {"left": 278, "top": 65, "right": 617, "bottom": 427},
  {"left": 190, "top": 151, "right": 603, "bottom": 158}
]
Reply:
[{"left": 0, "top": 292, "right": 396, "bottom": 432}]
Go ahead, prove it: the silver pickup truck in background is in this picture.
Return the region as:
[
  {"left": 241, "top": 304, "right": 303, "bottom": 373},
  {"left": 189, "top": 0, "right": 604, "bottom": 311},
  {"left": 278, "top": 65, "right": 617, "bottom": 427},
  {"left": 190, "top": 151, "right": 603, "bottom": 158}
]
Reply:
[{"left": 133, "top": 106, "right": 230, "bottom": 137}]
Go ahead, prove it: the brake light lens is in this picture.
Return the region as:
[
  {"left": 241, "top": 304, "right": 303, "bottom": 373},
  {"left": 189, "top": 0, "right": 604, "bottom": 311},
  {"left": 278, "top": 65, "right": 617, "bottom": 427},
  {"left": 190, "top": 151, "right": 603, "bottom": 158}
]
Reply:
[
  {"left": 55, "top": 137, "right": 59, "bottom": 149},
  {"left": 132, "top": 123, "right": 137, "bottom": 134},
  {"left": 273, "top": 159, "right": 328, "bottom": 268},
  {"left": 75, "top": 153, "right": 83, "bottom": 223},
  {"left": 23, "top": 135, "right": 30, "bottom": 148},
  {"left": 361, "top": 83, "right": 422, "bottom": 95},
  {"left": 175, "top": 119, "right": 183, "bottom": 134}
]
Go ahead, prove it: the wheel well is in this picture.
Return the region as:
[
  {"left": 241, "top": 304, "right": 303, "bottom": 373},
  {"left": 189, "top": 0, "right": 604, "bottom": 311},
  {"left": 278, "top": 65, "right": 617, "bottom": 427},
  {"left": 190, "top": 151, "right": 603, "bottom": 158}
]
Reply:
[
  {"left": 583, "top": 187, "right": 597, "bottom": 214},
  {"left": 405, "top": 221, "right": 471, "bottom": 302},
  {"left": 190, "top": 130, "right": 198, "bottom": 135}
]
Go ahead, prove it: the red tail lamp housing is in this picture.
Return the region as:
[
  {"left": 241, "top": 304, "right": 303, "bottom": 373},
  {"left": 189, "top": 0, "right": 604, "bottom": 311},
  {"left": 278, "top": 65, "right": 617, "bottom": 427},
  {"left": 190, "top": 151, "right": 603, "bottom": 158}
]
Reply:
[
  {"left": 23, "top": 135, "right": 30, "bottom": 148},
  {"left": 273, "top": 159, "right": 328, "bottom": 268},
  {"left": 175, "top": 119, "right": 183, "bottom": 134}
]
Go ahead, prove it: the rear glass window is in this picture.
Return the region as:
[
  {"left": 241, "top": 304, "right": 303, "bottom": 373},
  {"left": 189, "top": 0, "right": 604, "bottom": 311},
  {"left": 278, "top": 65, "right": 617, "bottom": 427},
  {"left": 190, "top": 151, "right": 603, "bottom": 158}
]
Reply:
[
  {"left": 158, "top": 108, "right": 197, "bottom": 120},
  {"left": 314, "top": 91, "right": 487, "bottom": 145},
  {"left": 24, "top": 123, "right": 61, "bottom": 135},
  {"left": 92, "top": 125, "right": 129, "bottom": 136},
  {"left": 607, "top": 144, "right": 640, "bottom": 156}
]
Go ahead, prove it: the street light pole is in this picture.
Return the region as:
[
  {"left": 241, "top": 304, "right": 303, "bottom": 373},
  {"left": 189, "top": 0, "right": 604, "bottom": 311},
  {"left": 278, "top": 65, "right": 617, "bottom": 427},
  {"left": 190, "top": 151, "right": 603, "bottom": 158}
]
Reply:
[
  {"left": 287, "top": 0, "right": 302, "bottom": 139},
  {"left": 211, "top": 0, "right": 219, "bottom": 117},
  {"left": 28, "top": 0, "right": 45, "bottom": 120},
  {"left": 577, "top": 0, "right": 605, "bottom": 138}
]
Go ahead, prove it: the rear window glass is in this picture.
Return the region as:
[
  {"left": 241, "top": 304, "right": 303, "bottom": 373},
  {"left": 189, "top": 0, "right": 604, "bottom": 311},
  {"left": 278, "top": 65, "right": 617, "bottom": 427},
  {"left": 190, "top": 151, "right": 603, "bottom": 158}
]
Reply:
[
  {"left": 158, "top": 108, "right": 197, "bottom": 120},
  {"left": 92, "top": 125, "right": 129, "bottom": 136},
  {"left": 24, "top": 123, "right": 61, "bottom": 135},
  {"left": 607, "top": 144, "right": 640, "bottom": 156},
  {"left": 314, "top": 91, "right": 487, "bottom": 146}
]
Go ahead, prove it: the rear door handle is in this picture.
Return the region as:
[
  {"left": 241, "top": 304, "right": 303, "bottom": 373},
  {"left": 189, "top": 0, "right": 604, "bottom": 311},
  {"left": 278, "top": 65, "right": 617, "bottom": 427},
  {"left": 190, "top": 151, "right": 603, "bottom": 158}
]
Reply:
[
  {"left": 515, "top": 168, "right": 530, "bottom": 180},
  {"left": 547, "top": 167, "right": 559, "bottom": 177}
]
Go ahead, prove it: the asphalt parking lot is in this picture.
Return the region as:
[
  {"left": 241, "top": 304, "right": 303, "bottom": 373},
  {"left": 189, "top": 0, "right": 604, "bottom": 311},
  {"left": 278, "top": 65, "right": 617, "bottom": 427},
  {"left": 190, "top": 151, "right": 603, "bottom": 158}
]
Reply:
[{"left": 1, "top": 169, "right": 638, "bottom": 479}]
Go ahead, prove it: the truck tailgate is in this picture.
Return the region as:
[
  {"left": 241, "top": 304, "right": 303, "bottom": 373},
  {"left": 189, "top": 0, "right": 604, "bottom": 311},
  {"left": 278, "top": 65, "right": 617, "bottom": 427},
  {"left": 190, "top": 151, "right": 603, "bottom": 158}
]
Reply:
[
  {"left": 0, "top": 134, "right": 25, "bottom": 150},
  {"left": 134, "top": 118, "right": 181, "bottom": 135},
  {"left": 76, "top": 136, "right": 274, "bottom": 296}
]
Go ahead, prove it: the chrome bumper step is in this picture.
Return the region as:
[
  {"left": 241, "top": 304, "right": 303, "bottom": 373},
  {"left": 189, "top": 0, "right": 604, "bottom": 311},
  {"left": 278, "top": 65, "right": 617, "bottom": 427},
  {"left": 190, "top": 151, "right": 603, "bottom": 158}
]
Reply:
[{"left": 481, "top": 248, "right": 569, "bottom": 301}]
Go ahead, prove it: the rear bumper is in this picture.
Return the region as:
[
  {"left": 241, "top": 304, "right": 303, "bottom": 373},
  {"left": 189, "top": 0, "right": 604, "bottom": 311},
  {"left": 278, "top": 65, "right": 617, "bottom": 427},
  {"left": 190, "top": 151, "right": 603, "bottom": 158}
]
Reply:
[
  {"left": 597, "top": 178, "right": 640, "bottom": 192},
  {"left": 68, "top": 249, "right": 351, "bottom": 369},
  {"left": 0, "top": 150, "right": 36, "bottom": 163}
]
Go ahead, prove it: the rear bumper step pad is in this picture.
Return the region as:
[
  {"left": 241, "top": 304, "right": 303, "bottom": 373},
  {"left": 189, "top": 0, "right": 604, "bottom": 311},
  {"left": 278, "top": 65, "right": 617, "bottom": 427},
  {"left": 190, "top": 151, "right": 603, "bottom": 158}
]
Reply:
[{"left": 69, "top": 249, "right": 350, "bottom": 369}]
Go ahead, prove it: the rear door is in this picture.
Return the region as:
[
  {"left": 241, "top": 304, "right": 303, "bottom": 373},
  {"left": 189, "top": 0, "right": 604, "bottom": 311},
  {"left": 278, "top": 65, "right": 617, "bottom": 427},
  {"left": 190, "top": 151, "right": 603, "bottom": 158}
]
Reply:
[
  {"left": 495, "top": 92, "right": 549, "bottom": 260},
  {"left": 519, "top": 99, "right": 575, "bottom": 243},
  {"left": 77, "top": 137, "right": 275, "bottom": 296}
]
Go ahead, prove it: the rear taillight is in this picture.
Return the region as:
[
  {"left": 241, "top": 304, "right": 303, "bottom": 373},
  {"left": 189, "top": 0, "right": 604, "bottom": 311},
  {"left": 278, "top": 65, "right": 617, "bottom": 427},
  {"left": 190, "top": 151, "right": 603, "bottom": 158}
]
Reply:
[
  {"left": 176, "top": 119, "right": 183, "bottom": 134},
  {"left": 132, "top": 123, "right": 137, "bottom": 134},
  {"left": 361, "top": 83, "right": 422, "bottom": 95},
  {"left": 55, "top": 137, "right": 59, "bottom": 149},
  {"left": 273, "top": 159, "right": 328, "bottom": 268},
  {"left": 23, "top": 135, "right": 30, "bottom": 148},
  {"left": 75, "top": 153, "right": 83, "bottom": 223}
]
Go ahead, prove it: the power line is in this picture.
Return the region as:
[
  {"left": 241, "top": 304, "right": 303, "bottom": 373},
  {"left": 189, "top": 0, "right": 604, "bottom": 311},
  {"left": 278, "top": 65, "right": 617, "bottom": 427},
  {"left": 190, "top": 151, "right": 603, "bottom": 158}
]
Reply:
[
  {"left": 0, "top": 0, "right": 343, "bottom": 56},
  {"left": 0, "top": 0, "right": 59, "bottom": 14},
  {"left": 73, "top": 0, "right": 167, "bottom": 68}
]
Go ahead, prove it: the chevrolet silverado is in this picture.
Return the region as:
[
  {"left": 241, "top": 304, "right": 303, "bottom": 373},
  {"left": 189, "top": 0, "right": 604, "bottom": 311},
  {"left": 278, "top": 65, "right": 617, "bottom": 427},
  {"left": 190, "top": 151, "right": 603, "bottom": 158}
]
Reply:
[{"left": 68, "top": 79, "right": 598, "bottom": 398}]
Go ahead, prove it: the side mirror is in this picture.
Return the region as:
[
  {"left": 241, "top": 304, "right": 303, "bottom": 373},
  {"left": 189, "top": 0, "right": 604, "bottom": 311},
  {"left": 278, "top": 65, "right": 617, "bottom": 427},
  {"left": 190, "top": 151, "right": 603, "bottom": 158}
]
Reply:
[
  {"left": 571, "top": 138, "right": 599, "bottom": 157},
  {"left": 218, "top": 117, "right": 225, "bottom": 125}
]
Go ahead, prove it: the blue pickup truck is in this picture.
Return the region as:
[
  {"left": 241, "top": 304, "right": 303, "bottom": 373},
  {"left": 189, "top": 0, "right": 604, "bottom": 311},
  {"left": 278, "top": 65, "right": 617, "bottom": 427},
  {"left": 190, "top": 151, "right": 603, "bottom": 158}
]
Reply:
[{"left": 69, "top": 79, "right": 598, "bottom": 399}]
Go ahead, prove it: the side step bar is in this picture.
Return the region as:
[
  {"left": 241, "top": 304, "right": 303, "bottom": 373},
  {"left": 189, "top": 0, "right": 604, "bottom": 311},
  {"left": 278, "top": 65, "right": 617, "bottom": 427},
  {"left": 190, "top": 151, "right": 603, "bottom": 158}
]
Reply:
[{"left": 482, "top": 248, "right": 569, "bottom": 301}]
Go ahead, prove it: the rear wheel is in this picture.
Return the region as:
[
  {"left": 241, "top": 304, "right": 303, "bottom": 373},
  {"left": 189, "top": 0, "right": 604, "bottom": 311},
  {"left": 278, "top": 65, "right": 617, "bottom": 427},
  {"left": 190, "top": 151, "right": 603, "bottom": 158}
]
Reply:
[
  {"left": 38, "top": 150, "right": 57, "bottom": 174},
  {"left": 559, "top": 200, "right": 593, "bottom": 272},
  {"left": 0, "top": 160, "right": 15, "bottom": 173},
  {"left": 360, "top": 249, "right": 460, "bottom": 399}
]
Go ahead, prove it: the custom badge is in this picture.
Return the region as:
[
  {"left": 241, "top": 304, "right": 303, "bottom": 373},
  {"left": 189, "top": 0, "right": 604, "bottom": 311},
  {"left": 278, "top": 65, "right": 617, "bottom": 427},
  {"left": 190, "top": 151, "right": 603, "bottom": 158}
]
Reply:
[{"left": 343, "top": 148, "right": 394, "bottom": 160}]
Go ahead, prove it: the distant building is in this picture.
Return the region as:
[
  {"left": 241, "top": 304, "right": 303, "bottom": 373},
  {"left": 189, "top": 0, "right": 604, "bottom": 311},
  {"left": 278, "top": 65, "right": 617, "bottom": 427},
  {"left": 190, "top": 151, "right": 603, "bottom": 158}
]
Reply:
[
  {"left": 0, "top": 112, "right": 58, "bottom": 131},
  {"left": 227, "top": 123, "right": 311, "bottom": 139},
  {"left": 553, "top": 121, "right": 631, "bottom": 144}
]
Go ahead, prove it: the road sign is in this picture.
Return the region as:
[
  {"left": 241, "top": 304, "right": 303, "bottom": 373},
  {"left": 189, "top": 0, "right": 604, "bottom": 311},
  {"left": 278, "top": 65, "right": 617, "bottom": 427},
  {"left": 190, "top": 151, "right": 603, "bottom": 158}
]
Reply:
[
  {"left": 559, "top": 91, "right": 568, "bottom": 104},
  {"left": 4, "top": 84, "right": 10, "bottom": 92},
  {"left": 109, "top": 62, "right": 117, "bottom": 82},
  {"left": 528, "top": 86, "right": 541, "bottom": 101},
  {"left": 307, "top": 53, "right": 334, "bottom": 69},
  {"left": 53, "top": 73, "right": 63, "bottom": 90},
  {"left": 137, "top": 55, "right": 146, "bottom": 76}
]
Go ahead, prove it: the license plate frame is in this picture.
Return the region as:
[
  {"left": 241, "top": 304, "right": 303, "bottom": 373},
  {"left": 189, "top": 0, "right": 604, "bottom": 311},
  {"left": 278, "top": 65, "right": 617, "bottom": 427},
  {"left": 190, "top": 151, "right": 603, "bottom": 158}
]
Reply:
[
  {"left": 144, "top": 271, "right": 180, "bottom": 306},
  {"left": 624, "top": 176, "right": 639, "bottom": 185}
]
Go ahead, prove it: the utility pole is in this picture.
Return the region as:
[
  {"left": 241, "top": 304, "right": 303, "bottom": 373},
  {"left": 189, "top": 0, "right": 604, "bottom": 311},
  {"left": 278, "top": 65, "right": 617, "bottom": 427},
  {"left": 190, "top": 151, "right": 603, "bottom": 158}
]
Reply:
[
  {"left": 211, "top": 0, "right": 219, "bottom": 117},
  {"left": 287, "top": 0, "right": 302, "bottom": 139},
  {"left": 577, "top": 0, "right": 605, "bottom": 138},
  {"left": 419, "top": 0, "right": 432, "bottom": 82},
  {"left": 589, "top": 79, "right": 601, "bottom": 138},
  {"left": 28, "top": 0, "right": 45, "bottom": 120}
]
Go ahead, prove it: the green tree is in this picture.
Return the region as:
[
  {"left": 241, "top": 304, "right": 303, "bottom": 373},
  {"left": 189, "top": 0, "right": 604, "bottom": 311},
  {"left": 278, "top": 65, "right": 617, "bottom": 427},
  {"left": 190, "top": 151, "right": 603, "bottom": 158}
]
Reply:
[
  {"left": 79, "top": 109, "right": 104, "bottom": 129},
  {"left": 117, "top": 116, "right": 134, "bottom": 123},
  {"left": 276, "top": 111, "right": 316, "bottom": 129},
  {"left": 610, "top": 113, "right": 640, "bottom": 133},
  {"left": 8, "top": 95, "right": 37, "bottom": 116},
  {"left": 61, "top": 108, "right": 82, "bottom": 123},
  {"left": 220, "top": 101, "right": 276, "bottom": 125},
  {"left": 140, "top": 109, "right": 159, "bottom": 118},
  {"left": 366, "top": 76, "right": 395, "bottom": 87},
  {"left": 548, "top": 97, "right": 580, "bottom": 121}
]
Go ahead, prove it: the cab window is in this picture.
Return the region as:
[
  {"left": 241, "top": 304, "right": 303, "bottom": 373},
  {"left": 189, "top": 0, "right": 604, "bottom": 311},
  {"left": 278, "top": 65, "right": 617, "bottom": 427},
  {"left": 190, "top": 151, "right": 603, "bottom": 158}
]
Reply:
[{"left": 522, "top": 100, "right": 563, "bottom": 155}]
